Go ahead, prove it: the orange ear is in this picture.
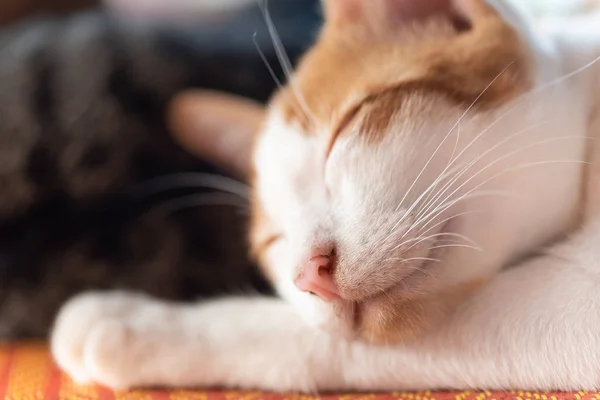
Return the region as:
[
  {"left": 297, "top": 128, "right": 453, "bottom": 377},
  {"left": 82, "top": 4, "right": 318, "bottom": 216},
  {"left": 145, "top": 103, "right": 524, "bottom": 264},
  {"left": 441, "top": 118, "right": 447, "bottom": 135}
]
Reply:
[{"left": 168, "top": 90, "right": 265, "bottom": 180}]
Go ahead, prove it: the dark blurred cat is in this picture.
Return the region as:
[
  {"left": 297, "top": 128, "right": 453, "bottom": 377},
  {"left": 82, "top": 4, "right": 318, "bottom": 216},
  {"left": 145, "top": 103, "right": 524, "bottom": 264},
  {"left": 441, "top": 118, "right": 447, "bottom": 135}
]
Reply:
[
  {"left": 0, "top": 0, "right": 322, "bottom": 338},
  {"left": 0, "top": 0, "right": 98, "bottom": 26}
]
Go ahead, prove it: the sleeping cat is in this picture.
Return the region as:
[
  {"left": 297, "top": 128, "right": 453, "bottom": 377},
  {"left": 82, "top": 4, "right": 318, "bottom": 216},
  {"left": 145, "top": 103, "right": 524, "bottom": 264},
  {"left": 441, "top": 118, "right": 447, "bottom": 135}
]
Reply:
[{"left": 51, "top": 0, "right": 600, "bottom": 393}]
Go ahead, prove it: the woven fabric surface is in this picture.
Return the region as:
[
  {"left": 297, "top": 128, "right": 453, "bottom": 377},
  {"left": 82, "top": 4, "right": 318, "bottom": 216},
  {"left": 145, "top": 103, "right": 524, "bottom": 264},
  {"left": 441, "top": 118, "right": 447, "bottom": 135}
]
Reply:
[{"left": 0, "top": 343, "right": 597, "bottom": 400}]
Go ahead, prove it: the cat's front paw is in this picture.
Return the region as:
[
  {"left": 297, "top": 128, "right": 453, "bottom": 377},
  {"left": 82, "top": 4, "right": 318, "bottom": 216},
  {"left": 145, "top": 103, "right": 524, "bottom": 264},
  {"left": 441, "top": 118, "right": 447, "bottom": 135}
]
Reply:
[{"left": 51, "top": 291, "right": 150, "bottom": 389}]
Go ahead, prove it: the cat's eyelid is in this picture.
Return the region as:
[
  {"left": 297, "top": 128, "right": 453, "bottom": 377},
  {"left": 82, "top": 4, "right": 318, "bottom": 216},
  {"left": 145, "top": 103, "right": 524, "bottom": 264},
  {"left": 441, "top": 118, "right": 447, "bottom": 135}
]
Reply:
[
  {"left": 326, "top": 104, "right": 363, "bottom": 159},
  {"left": 326, "top": 85, "right": 404, "bottom": 157}
]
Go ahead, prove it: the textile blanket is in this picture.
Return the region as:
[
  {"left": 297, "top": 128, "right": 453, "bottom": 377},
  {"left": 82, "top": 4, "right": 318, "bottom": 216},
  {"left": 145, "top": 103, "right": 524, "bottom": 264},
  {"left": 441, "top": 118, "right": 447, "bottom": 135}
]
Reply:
[{"left": 0, "top": 343, "right": 597, "bottom": 400}]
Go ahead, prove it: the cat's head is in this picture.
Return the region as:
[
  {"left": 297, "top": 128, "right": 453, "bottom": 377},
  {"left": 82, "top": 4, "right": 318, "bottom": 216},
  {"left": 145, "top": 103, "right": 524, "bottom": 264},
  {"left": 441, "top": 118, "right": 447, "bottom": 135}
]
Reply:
[{"left": 172, "top": 0, "right": 585, "bottom": 344}]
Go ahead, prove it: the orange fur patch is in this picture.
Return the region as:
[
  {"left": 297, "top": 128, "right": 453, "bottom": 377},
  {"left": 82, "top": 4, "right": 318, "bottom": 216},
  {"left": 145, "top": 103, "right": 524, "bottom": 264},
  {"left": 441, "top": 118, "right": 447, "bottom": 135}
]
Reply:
[
  {"left": 274, "top": 1, "right": 532, "bottom": 144},
  {"left": 357, "top": 278, "right": 487, "bottom": 344}
]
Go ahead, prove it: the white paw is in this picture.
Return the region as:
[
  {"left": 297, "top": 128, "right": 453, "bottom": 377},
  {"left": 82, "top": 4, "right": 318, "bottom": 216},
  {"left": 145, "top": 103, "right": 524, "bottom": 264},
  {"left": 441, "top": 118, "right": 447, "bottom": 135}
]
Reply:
[{"left": 50, "top": 291, "right": 150, "bottom": 389}]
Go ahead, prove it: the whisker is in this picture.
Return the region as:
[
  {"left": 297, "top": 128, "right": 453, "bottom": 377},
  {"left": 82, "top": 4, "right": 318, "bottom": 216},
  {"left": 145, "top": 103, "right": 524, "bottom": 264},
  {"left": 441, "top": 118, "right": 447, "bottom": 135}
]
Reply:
[
  {"left": 383, "top": 262, "right": 439, "bottom": 283},
  {"left": 257, "top": 0, "right": 294, "bottom": 84},
  {"left": 429, "top": 243, "right": 483, "bottom": 252},
  {"left": 416, "top": 159, "right": 589, "bottom": 235},
  {"left": 130, "top": 173, "right": 249, "bottom": 200},
  {"left": 533, "top": 54, "right": 600, "bottom": 97},
  {"left": 409, "top": 189, "right": 518, "bottom": 239},
  {"left": 420, "top": 122, "right": 462, "bottom": 213},
  {"left": 253, "top": 33, "right": 285, "bottom": 90},
  {"left": 403, "top": 265, "right": 438, "bottom": 280},
  {"left": 412, "top": 121, "right": 551, "bottom": 225},
  {"left": 415, "top": 210, "right": 483, "bottom": 242},
  {"left": 391, "top": 231, "right": 481, "bottom": 254},
  {"left": 384, "top": 164, "right": 476, "bottom": 244},
  {"left": 385, "top": 210, "right": 480, "bottom": 260},
  {"left": 410, "top": 190, "right": 518, "bottom": 239},
  {"left": 412, "top": 231, "right": 484, "bottom": 252},
  {"left": 390, "top": 63, "right": 515, "bottom": 232},
  {"left": 256, "top": 0, "right": 315, "bottom": 121},
  {"left": 408, "top": 55, "right": 600, "bottom": 231},
  {"left": 412, "top": 135, "right": 591, "bottom": 232},
  {"left": 386, "top": 257, "right": 441, "bottom": 265},
  {"left": 433, "top": 54, "right": 600, "bottom": 185},
  {"left": 145, "top": 193, "right": 248, "bottom": 218},
  {"left": 389, "top": 233, "right": 443, "bottom": 252}
]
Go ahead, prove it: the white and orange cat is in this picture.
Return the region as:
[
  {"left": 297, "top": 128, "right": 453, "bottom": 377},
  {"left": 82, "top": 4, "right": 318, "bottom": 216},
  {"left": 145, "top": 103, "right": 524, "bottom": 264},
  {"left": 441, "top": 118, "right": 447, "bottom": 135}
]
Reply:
[{"left": 51, "top": 0, "right": 600, "bottom": 393}]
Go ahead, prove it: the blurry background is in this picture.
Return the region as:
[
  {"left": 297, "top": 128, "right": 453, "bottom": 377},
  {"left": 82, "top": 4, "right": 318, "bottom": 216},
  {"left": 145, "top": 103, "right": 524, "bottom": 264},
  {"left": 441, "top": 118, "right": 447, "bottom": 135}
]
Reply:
[
  {"left": 0, "top": 0, "right": 321, "bottom": 338},
  {"left": 0, "top": 0, "right": 97, "bottom": 26}
]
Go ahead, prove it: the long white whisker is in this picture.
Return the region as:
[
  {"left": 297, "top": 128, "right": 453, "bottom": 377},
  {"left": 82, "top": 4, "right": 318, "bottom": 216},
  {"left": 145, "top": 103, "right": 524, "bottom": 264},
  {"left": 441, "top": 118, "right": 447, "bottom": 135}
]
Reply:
[
  {"left": 402, "top": 265, "right": 437, "bottom": 281},
  {"left": 388, "top": 165, "right": 458, "bottom": 236},
  {"left": 419, "top": 122, "right": 462, "bottom": 214},
  {"left": 131, "top": 173, "right": 249, "bottom": 200},
  {"left": 438, "top": 54, "right": 600, "bottom": 179},
  {"left": 391, "top": 64, "right": 514, "bottom": 221},
  {"left": 533, "top": 54, "right": 600, "bottom": 97},
  {"left": 409, "top": 54, "right": 600, "bottom": 227},
  {"left": 253, "top": 33, "right": 284, "bottom": 90},
  {"left": 388, "top": 160, "right": 487, "bottom": 238},
  {"left": 257, "top": 0, "right": 315, "bottom": 121},
  {"left": 392, "top": 63, "right": 517, "bottom": 233},
  {"left": 385, "top": 207, "right": 478, "bottom": 254},
  {"left": 416, "top": 159, "right": 588, "bottom": 236},
  {"left": 391, "top": 230, "right": 482, "bottom": 254},
  {"left": 257, "top": 0, "right": 294, "bottom": 83},
  {"left": 146, "top": 193, "right": 248, "bottom": 218},
  {"left": 408, "top": 190, "right": 518, "bottom": 242},
  {"left": 412, "top": 136, "right": 590, "bottom": 232},
  {"left": 392, "top": 55, "right": 599, "bottom": 238},
  {"left": 415, "top": 210, "right": 483, "bottom": 243},
  {"left": 385, "top": 257, "right": 441, "bottom": 265},
  {"left": 411, "top": 190, "right": 518, "bottom": 239},
  {"left": 392, "top": 211, "right": 480, "bottom": 254},
  {"left": 382, "top": 162, "right": 472, "bottom": 248},
  {"left": 429, "top": 243, "right": 483, "bottom": 252},
  {"left": 412, "top": 121, "right": 551, "bottom": 225},
  {"left": 415, "top": 132, "right": 586, "bottom": 238},
  {"left": 390, "top": 233, "right": 444, "bottom": 252}
]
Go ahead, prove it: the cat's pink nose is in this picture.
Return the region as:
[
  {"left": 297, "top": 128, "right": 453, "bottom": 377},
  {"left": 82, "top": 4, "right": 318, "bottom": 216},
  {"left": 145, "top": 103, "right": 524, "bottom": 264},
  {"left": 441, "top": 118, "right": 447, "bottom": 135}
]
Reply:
[{"left": 295, "top": 255, "right": 341, "bottom": 301}]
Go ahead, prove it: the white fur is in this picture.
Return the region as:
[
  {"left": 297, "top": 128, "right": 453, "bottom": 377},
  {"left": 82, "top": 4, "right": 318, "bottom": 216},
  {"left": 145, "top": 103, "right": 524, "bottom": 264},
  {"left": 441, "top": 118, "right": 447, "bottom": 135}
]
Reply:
[{"left": 51, "top": 0, "right": 600, "bottom": 393}]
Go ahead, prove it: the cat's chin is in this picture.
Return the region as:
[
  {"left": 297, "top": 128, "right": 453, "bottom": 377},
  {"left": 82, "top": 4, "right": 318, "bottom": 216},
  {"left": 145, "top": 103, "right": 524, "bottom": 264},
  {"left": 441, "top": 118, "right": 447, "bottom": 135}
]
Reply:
[
  {"left": 327, "top": 268, "right": 483, "bottom": 345},
  {"left": 317, "top": 284, "right": 437, "bottom": 345},
  {"left": 328, "top": 258, "right": 449, "bottom": 345}
]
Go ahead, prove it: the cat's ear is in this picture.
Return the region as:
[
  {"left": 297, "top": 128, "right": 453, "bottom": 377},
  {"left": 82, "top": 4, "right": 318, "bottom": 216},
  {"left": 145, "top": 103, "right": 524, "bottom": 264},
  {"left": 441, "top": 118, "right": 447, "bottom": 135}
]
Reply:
[
  {"left": 168, "top": 90, "right": 265, "bottom": 180},
  {"left": 322, "top": 0, "right": 503, "bottom": 31}
]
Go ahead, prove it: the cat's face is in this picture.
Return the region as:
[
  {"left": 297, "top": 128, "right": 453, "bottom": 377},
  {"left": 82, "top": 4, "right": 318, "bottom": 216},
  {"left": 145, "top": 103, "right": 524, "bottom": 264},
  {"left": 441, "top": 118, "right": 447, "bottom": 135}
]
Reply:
[{"left": 249, "top": 0, "right": 585, "bottom": 344}]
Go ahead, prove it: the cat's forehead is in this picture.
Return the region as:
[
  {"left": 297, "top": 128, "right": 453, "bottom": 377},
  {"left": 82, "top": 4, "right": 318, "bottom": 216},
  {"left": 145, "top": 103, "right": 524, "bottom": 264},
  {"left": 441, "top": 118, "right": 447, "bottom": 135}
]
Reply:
[{"left": 270, "top": 9, "right": 532, "bottom": 141}]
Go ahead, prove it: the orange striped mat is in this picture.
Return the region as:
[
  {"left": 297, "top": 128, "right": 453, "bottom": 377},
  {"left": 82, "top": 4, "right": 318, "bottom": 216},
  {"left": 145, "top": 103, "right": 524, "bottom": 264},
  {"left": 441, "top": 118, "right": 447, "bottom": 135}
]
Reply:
[{"left": 0, "top": 343, "right": 596, "bottom": 400}]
